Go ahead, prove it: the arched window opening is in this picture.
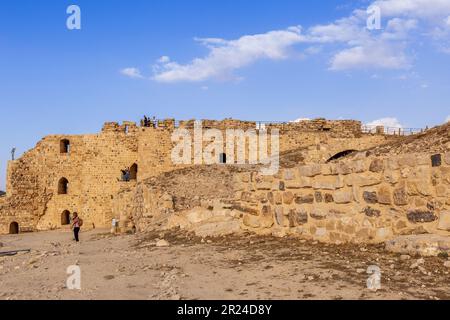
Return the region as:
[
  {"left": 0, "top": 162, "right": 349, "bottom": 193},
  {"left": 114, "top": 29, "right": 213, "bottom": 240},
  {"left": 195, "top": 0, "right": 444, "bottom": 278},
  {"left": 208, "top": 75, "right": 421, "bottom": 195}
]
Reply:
[
  {"left": 219, "top": 153, "right": 227, "bottom": 164},
  {"left": 60, "top": 139, "right": 70, "bottom": 154},
  {"left": 326, "top": 150, "right": 357, "bottom": 163},
  {"left": 61, "top": 210, "right": 71, "bottom": 225},
  {"left": 58, "top": 178, "right": 69, "bottom": 194},
  {"left": 9, "top": 222, "right": 19, "bottom": 234},
  {"left": 130, "top": 163, "right": 138, "bottom": 180}
]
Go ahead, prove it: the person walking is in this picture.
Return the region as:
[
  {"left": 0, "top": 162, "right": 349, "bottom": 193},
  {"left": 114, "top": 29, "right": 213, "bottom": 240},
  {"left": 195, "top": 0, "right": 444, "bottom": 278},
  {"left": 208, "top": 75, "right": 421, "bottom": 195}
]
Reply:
[{"left": 71, "top": 212, "right": 83, "bottom": 242}]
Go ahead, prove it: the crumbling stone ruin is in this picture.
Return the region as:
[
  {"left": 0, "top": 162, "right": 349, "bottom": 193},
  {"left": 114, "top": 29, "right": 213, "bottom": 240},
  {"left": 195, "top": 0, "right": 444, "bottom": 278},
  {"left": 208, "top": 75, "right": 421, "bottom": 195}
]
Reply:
[{"left": 1, "top": 118, "right": 449, "bottom": 255}]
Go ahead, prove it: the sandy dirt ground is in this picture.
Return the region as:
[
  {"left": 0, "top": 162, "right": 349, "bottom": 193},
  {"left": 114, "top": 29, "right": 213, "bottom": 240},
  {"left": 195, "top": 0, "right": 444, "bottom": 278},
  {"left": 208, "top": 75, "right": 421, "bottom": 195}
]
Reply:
[{"left": 0, "top": 228, "right": 449, "bottom": 300}]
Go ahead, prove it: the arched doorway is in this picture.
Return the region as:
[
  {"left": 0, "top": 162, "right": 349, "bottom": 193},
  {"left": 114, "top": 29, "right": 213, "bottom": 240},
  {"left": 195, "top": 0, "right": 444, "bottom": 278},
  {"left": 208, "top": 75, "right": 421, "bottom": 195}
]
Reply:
[
  {"left": 9, "top": 222, "right": 19, "bottom": 234},
  {"left": 61, "top": 210, "right": 71, "bottom": 225},
  {"left": 130, "top": 163, "right": 138, "bottom": 180},
  {"left": 58, "top": 178, "right": 69, "bottom": 194},
  {"left": 326, "top": 150, "right": 357, "bottom": 163}
]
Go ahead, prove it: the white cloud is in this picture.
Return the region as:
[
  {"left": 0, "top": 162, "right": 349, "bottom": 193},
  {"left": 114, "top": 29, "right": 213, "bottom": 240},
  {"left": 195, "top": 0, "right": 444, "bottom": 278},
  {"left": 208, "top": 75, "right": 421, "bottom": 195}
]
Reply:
[
  {"left": 446, "top": 115, "right": 450, "bottom": 122},
  {"left": 366, "top": 117, "right": 403, "bottom": 128},
  {"left": 147, "top": 0, "right": 450, "bottom": 83},
  {"left": 291, "top": 118, "right": 311, "bottom": 122},
  {"left": 120, "top": 67, "right": 143, "bottom": 79},
  {"left": 330, "top": 41, "right": 410, "bottom": 70},
  {"left": 373, "top": 0, "right": 450, "bottom": 19},
  {"left": 152, "top": 26, "right": 305, "bottom": 83},
  {"left": 158, "top": 56, "right": 170, "bottom": 63}
]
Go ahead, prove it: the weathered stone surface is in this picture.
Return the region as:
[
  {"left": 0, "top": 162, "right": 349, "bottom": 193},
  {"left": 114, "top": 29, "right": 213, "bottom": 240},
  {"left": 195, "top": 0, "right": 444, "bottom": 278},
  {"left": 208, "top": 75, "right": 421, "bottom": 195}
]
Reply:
[
  {"left": 314, "top": 191, "right": 323, "bottom": 203},
  {"left": 436, "top": 184, "right": 448, "bottom": 197},
  {"left": 393, "top": 187, "right": 408, "bottom": 206},
  {"left": 256, "top": 181, "right": 272, "bottom": 190},
  {"left": 377, "top": 186, "right": 392, "bottom": 205},
  {"left": 285, "top": 177, "right": 312, "bottom": 189},
  {"left": 298, "top": 164, "right": 321, "bottom": 177},
  {"left": 345, "top": 172, "right": 381, "bottom": 187},
  {"left": 398, "top": 155, "right": 417, "bottom": 167},
  {"left": 284, "top": 169, "right": 295, "bottom": 180},
  {"left": 279, "top": 181, "right": 285, "bottom": 191},
  {"left": 350, "top": 160, "right": 367, "bottom": 173},
  {"left": 231, "top": 204, "right": 259, "bottom": 216},
  {"left": 384, "top": 170, "right": 400, "bottom": 184},
  {"left": 260, "top": 206, "right": 274, "bottom": 228},
  {"left": 186, "top": 209, "right": 213, "bottom": 224},
  {"left": 294, "top": 194, "right": 314, "bottom": 204},
  {"left": 333, "top": 190, "right": 353, "bottom": 204},
  {"left": 195, "top": 220, "right": 242, "bottom": 237},
  {"left": 156, "top": 239, "right": 170, "bottom": 247},
  {"left": 363, "top": 191, "right": 378, "bottom": 204},
  {"left": 312, "top": 175, "right": 344, "bottom": 190},
  {"left": 336, "top": 162, "right": 351, "bottom": 175},
  {"left": 282, "top": 192, "right": 294, "bottom": 205},
  {"left": 444, "top": 153, "right": 450, "bottom": 165},
  {"left": 385, "top": 158, "right": 399, "bottom": 170},
  {"left": 275, "top": 207, "right": 284, "bottom": 226},
  {"left": 324, "top": 193, "right": 334, "bottom": 203},
  {"left": 310, "top": 208, "right": 327, "bottom": 220},
  {"left": 386, "top": 234, "right": 450, "bottom": 256},
  {"left": 257, "top": 193, "right": 268, "bottom": 204},
  {"left": 288, "top": 209, "right": 308, "bottom": 226},
  {"left": 267, "top": 192, "right": 274, "bottom": 205},
  {"left": 438, "top": 211, "right": 450, "bottom": 231},
  {"left": 407, "top": 180, "right": 432, "bottom": 196},
  {"left": 363, "top": 207, "right": 381, "bottom": 218},
  {"left": 369, "top": 158, "right": 384, "bottom": 173},
  {"left": 240, "top": 191, "right": 255, "bottom": 202},
  {"left": 407, "top": 210, "right": 437, "bottom": 223},
  {"left": 267, "top": 192, "right": 282, "bottom": 205},
  {"left": 243, "top": 214, "right": 261, "bottom": 228}
]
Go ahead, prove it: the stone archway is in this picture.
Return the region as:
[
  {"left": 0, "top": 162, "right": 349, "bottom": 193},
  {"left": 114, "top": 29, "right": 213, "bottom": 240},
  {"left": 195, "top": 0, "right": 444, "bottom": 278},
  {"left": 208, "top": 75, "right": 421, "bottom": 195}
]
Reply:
[
  {"left": 61, "top": 210, "right": 71, "bottom": 225},
  {"left": 130, "top": 163, "right": 138, "bottom": 180},
  {"left": 9, "top": 222, "right": 19, "bottom": 234},
  {"left": 58, "top": 178, "right": 69, "bottom": 194}
]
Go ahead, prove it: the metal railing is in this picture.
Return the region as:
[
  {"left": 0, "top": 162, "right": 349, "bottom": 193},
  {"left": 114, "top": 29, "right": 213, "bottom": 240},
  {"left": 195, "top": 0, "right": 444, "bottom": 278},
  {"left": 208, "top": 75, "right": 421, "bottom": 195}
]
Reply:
[
  {"left": 361, "top": 125, "right": 424, "bottom": 136},
  {"left": 141, "top": 118, "right": 426, "bottom": 136}
]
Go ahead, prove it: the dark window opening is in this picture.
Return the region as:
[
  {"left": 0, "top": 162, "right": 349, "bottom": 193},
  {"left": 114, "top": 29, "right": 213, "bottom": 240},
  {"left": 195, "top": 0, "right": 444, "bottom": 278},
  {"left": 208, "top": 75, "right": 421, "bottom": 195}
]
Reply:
[
  {"left": 431, "top": 154, "right": 442, "bottom": 167},
  {"left": 9, "top": 222, "right": 19, "bottom": 234},
  {"left": 326, "top": 150, "right": 357, "bottom": 163},
  {"left": 60, "top": 139, "right": 70, "bottom": 154},
  {"left": 61, "top": 210, "right": 71, "bottom": 225},
  {"left": 130, "top": 163, "right": 138, "bottom": 180},
  {"left": 219, "top": 153, "right": 227, "bottom": 164},
  {"left": 58, "top": 178, "right": 69, "bottom": 194}
]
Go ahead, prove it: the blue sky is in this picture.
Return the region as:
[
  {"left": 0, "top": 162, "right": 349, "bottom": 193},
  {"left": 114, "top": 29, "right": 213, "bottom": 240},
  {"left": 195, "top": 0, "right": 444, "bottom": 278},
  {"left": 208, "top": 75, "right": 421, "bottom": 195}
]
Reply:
[{"left": 1, "top": 0, "right": 450, "bottom": 189}]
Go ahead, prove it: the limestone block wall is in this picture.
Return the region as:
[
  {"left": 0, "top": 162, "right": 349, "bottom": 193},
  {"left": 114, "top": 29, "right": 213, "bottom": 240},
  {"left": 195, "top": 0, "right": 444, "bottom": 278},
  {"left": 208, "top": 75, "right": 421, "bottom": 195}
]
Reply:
[
  {"left": 234, "top": 152, "right": 450, "bottom": 243},
  {"left": 0, "top": 118, "right": 397, "bottom": 235}
]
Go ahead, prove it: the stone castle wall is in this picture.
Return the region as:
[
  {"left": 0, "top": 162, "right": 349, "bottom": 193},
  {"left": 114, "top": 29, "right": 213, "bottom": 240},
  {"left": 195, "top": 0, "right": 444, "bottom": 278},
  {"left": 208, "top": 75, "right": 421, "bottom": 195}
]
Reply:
[
  {"left": 0, "top": 118, "right": 394, "bottom": 235},
  {"left": 233, "top": 152, "right": 450, "bottom": 243}
]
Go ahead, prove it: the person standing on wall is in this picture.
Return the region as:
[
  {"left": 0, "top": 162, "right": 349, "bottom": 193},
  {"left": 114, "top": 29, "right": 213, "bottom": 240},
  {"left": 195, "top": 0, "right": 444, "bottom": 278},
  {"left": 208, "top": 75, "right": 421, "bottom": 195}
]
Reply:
[{"left": 71, "top": 212, "right": 83, "bottom": 242}]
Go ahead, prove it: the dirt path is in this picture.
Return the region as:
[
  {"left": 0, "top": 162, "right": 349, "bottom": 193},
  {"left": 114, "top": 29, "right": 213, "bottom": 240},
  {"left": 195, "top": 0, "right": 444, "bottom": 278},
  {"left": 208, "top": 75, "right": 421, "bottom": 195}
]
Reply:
[{"left": 0, "top": 229, "right": 449, "bottom": 300}]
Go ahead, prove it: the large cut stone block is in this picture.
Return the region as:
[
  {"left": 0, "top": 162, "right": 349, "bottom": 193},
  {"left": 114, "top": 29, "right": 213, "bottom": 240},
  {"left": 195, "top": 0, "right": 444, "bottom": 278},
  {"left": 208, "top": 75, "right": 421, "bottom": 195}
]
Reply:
[
  {"left": 298, "top": 164, "right": 322, "bottom": 177},
  {"left": 345, "top": 172, "right": 381, "bottom": 187},
  {"left": 312, "top": 175, "right": 344, "bottom": 190},
  {"left": 333, "top": 190, "right": 353, "bottom": 204},
  {"left": 438, "top": 211, "right": 450, "bottom": 231}
]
